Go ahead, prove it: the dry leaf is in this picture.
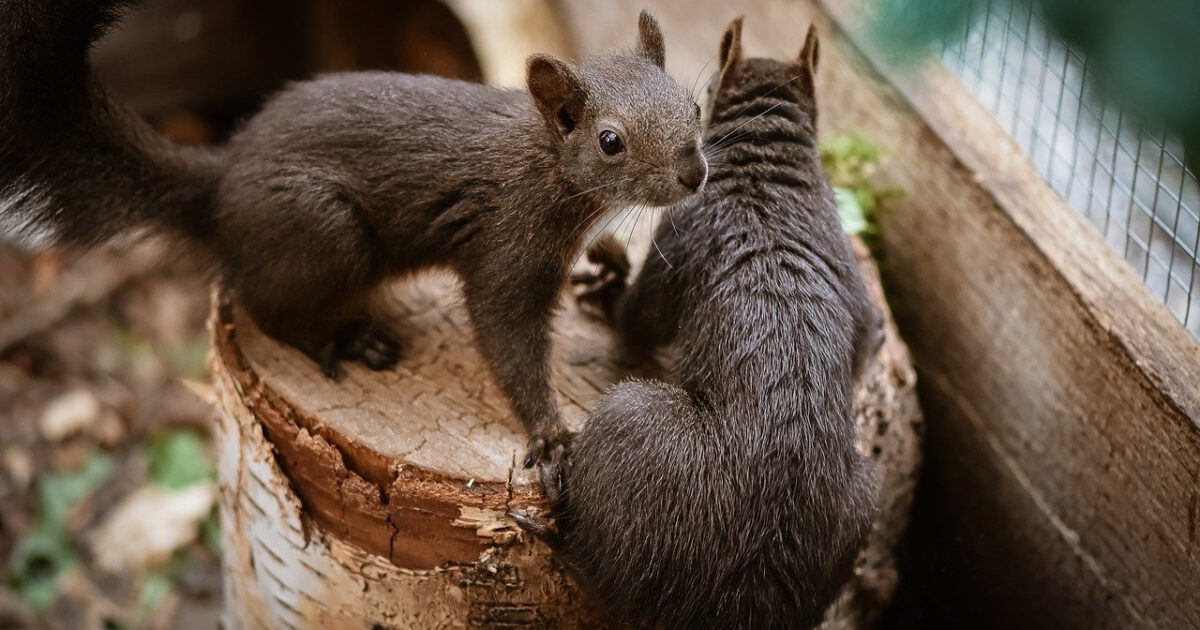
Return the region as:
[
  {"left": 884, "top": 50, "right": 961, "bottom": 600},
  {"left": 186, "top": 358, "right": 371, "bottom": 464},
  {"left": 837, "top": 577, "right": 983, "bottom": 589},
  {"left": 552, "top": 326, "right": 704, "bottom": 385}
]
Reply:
[
  {"left": 89, "top": 483, "right": 217, "bottom": 573},
  {"left": 39, "top": 389, "right": 101, "bottom": 441}
]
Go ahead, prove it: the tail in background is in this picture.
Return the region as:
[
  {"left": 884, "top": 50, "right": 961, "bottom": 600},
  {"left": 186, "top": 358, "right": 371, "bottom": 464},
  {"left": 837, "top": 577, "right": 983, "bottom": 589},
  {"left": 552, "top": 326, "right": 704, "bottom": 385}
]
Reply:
[{"left": 0, "top": 0, "right": 221, "bottom": 250}]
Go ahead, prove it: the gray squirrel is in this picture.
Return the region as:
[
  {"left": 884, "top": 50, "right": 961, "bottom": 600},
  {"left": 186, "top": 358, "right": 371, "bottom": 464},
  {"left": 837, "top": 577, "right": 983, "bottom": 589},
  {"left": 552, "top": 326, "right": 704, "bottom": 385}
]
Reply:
[
  {"left": 520, "top": 19, "right": 883, "bottom": 628},
  {"left": 0, "top": 1, "right": 707, "bottom": 465}
]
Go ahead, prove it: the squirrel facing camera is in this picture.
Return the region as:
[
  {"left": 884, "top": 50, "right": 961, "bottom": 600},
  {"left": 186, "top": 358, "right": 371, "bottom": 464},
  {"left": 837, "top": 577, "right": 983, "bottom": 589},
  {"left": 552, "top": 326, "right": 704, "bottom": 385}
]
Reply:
[
  {"left": 527, "top": 10, "right": 708, "bottom": 206},
  {"left": 0, "top": 3, "right": 708, "bottom": 469}
]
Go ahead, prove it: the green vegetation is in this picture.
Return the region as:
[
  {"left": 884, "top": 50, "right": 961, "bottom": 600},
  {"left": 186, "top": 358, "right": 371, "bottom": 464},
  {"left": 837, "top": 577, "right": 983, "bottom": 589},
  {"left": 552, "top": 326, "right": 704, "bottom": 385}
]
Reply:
[
  {"left": 820, "top": 132, "right": 898, "bottom": 242},
  {"left": 147, "top": 430, "right": 215, "bottom": 491},
  {"left": 9, "top": 452, "right": 115, "bottom": 610}
]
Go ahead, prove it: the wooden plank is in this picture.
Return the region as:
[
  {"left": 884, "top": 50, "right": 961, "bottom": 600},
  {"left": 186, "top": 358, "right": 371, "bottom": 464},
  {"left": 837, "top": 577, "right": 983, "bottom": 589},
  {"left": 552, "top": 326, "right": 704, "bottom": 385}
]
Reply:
[{"left": 556, "top": 0, "right": 1200, "bottom": 626}]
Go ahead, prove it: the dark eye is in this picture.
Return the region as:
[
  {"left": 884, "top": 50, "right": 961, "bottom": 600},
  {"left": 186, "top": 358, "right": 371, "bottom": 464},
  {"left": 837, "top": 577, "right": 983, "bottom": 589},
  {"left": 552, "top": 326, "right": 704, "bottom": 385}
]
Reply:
[
  {"left": 598, "top": 130, "right": 624, "bottom": 156},
  {"left": 694, "top": 103, "right": 702, "bottom": 119}
]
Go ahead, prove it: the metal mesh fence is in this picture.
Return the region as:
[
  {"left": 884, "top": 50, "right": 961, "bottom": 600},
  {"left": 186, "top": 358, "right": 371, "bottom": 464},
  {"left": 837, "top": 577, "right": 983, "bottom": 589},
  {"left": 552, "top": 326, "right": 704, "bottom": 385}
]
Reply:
[{"left": 940, "top": 0, "right": 1200, "bottom": 338}]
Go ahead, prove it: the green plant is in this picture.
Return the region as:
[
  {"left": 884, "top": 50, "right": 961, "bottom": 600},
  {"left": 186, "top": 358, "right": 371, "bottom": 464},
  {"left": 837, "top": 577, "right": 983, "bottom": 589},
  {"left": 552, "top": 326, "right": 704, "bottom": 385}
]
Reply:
[
  {"left": 820, "top": 133, "right": 898, "bottom": 241},
  {"left": 9, "top": 452, "right": 114, "bottom": 610}
]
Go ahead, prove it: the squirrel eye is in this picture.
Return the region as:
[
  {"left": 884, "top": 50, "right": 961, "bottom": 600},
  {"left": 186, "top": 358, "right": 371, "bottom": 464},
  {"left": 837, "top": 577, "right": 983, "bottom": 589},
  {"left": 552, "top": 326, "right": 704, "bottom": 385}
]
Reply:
[
  {"left": 694, "top": 103, "right": 702, "bottom": 120},
  {"left": 598, "top": 130, "right": 624, "bottom": 156}
]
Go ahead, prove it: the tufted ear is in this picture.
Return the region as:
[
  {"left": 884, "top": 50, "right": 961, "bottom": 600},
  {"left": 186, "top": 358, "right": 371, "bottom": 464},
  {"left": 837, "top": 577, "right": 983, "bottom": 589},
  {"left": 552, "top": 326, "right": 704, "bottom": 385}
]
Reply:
[
  {"left": 716, "top": 16, "right": 745, "bottom": 93},
  {"left": 527, "top": 54, "right": 587, "bottom": 139},
  {"left": 796, "top": 24, "right": 820, "bottom": 94},
  {"left": 636, "top": 9, "right": 666, "bottom": 68}
]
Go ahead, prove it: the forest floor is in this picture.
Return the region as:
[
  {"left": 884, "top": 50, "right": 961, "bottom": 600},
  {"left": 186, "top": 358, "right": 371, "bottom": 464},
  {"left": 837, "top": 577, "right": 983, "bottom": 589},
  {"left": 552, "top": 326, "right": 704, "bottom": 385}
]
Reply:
[{"left": 0, "top": 244, "right": 221, "bottom": 630}]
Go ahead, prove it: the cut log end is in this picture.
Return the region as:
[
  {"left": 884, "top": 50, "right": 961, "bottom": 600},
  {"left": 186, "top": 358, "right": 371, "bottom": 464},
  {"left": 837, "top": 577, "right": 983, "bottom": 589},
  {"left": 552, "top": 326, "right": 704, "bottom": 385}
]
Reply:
[{"left": 209, "top": 239, "right": 922, "bottom": 629}]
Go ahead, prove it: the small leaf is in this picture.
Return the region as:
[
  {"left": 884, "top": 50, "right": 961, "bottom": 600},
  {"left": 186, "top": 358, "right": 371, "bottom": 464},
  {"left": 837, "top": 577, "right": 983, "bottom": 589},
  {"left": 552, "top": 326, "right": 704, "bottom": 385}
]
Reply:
[
  {"left": 9, "top": 525, "right": 76, "bottom": 610},
  {"left": 37, "top": 453, "right": 115, "bottom": 523},
  {"left": 147, "top": 430, "right": 215, "bottom": 490},
  {"left": 137, "top": 570, "right": 173, "bottom": 614},
  {"left": 835, "top": 187, "right": 869, "bottom": 235}
]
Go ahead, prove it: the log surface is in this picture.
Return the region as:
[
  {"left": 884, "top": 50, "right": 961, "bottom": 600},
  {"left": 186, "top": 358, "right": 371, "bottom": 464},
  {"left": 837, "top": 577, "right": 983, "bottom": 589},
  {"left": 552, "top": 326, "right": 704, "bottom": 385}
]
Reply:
[{"left": 210, "top": 234, "right": 921, "bottom": 628}]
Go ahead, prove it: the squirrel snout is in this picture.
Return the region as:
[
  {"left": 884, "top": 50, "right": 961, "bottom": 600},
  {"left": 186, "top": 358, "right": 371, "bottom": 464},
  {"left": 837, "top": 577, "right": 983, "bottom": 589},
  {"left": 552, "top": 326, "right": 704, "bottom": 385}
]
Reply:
[{"left": 676, "top": 161, "right": 707, "bottom": 191}]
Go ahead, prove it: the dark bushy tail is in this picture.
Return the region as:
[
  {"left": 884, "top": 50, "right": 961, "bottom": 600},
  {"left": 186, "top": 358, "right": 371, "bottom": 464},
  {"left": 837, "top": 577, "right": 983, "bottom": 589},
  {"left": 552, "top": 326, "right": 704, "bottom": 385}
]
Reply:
[{"left": 0, "top": 0, "right": 221, "bottom": 249}]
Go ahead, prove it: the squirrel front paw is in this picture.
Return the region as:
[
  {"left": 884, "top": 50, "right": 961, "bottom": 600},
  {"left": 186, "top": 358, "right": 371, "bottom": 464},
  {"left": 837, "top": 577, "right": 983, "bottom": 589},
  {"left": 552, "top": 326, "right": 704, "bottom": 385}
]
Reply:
[
  {"left": 524, "top": 430, "right": 571, "bottom": 516},
  {"left": 512, "top": 427, "right": 571, "bottom": 545},
  {"left": 571, "top": 233, "right": 630, "bottom": 318},
  {"left": 523, "top": 424, "right": 572, "bottom": 471}
]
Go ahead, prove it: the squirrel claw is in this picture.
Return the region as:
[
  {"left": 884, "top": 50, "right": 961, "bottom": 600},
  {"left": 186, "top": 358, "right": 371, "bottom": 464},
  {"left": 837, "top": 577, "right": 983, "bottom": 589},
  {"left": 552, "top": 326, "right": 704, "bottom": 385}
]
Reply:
[
  {"left": 523, "top": 427, "right": 572, "bottom": 469},
  {"left": 337, "top": 322, "right": 402, "bottom": 371},
  {"left": 538, "top": 455, "right": 568, "bottom": 505},
  {"left": 317, "top": 343, "right": 345, "bottom": 380},
  {"left": 509, "top": 511, "right": 558, "bottom": 545},
  {"left": 571, "top": 235, "right": 630, "bottom": 315}
]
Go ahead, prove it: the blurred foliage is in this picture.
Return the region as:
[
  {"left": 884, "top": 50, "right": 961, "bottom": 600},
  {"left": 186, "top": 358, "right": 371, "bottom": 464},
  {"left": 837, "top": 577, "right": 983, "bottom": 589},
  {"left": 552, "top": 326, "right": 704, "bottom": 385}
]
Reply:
[
  {"left": 9, "top": 452, "right": 115, "bottom": 610},
  {"left": 148, "top": 429, "right": 221, "bottom": 557},
  {"left": 147, "top": 428, "right": 222, "bottom": 561},
  {"left": 110, "top": 329, "right": 209, "bottom": 383},
  {"left": 821, "top": 133, "right": 899, "bottom": 240},
  {"left": 7, "top": 430, "right": 219, "bottom": 613},
  {"left": 870, "top": 0, "right": 1200, "bottom": 170},
  {"left": 147, "top": 430, "right": 215, "bottom": 491}
]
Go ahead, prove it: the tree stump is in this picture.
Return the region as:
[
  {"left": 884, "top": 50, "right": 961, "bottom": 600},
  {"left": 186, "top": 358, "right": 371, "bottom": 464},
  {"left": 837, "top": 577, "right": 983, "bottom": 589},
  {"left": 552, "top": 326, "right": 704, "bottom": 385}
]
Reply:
[{"left": 208, "top": 238, "right": 922, "bottom": 629}]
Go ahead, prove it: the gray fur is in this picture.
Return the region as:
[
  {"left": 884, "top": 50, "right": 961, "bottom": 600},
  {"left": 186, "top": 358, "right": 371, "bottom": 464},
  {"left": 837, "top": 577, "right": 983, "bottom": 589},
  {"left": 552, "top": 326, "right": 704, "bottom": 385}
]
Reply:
[
  {"left": 0, "top": 178, "right": 56, "bottom": 249},
  {"left": 0, "top": 1, "right": 705, "bottom": 462},
  {"left": 546, "top": 21, "right": 883, "bottom": 628}
]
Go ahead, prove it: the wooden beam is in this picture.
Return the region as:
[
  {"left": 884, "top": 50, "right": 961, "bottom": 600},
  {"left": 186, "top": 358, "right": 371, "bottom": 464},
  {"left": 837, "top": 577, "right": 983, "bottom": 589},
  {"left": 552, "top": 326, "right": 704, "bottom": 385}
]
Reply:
[{"left": 555, "top": 0, "right": 1200, "bottom": 626}]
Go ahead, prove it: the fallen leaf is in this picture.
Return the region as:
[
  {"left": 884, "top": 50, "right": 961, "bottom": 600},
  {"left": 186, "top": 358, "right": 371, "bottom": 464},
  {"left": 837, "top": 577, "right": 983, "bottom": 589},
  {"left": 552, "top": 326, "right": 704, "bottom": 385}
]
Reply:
[
  {"left": 834, "top": 187, "right": 870, "bottom": 236},
  {"left": 89, "top": 483, "right": 217, "bottom": 573},
  {"left": 146, "top": 430, "right": 215, "bottom": 490},
  {"left": 39, "top": 389, "right": 101, "bottom": 441},
  {"left": 2, "top": 446, "right": 33, "bottom": 489}
]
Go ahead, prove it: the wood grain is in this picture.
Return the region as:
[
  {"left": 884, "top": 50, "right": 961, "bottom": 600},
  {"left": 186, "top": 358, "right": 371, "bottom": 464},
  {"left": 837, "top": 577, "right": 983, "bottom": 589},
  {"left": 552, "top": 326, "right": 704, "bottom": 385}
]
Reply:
[
  {"left": 211, "top": 234, "right": 921, "bottom": 627},
  {"left": 816, "top": 1, "right": 1200, "bottom": 626}
]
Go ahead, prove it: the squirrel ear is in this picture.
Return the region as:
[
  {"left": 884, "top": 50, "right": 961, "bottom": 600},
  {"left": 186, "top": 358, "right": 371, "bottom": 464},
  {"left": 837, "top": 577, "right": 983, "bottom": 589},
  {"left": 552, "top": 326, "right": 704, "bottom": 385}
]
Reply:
[
  {"left": 636, "top": 9, "right": 666, "bottom": 69},
  {"left": 796, "top": 24, "right": 820, "bottom": 91},
  {"left": 527, "top": 54, "right": 586, "bottom": 139},
  {"left": 717, "top": 16, "right": 745, "bottom": 93}
]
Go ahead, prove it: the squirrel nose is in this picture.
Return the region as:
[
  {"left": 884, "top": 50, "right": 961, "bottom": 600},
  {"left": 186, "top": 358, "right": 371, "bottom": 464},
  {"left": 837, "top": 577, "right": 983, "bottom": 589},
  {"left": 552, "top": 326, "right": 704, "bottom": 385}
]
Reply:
[{"left": 677, "top": 160, "right": 707, "bottom": 191}]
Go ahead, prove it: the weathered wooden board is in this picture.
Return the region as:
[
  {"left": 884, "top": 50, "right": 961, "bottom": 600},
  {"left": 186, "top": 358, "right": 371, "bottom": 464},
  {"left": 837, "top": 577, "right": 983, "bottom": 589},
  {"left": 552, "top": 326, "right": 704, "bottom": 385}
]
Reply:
[{"left": 553, "top": 0, "right": 1200, "bottom": 627}]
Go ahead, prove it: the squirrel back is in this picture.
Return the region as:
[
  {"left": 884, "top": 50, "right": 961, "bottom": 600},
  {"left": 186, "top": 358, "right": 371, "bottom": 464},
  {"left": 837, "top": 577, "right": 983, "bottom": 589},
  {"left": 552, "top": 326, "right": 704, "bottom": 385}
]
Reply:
[{"left": 545, "top": 21, "right": 881, "bottom": 628}]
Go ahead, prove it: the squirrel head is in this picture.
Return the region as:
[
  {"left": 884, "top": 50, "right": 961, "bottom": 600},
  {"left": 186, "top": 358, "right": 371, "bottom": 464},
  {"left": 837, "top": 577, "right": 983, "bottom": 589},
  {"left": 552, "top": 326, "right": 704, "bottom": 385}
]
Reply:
[
  {"left": 526, "top": 10, "right": 707, "bottom": 207},
  {"left": 707, "top": 18, "right": 821, "bottom": 133}
]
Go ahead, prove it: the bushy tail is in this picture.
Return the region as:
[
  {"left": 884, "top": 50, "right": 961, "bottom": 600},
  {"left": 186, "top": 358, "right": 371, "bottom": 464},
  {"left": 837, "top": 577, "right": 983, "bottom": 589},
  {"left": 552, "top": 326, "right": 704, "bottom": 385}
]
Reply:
[
  {"left": 554, "top": 379, "right": 874, "bottom": 628},
  {"left": 0, "top": 0, "right": 221, "bottom": 249}
]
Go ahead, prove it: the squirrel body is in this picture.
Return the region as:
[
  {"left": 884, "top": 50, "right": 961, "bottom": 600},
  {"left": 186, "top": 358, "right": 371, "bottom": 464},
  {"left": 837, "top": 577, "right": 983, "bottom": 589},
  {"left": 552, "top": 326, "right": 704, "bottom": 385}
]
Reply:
[
  {"left": 545, "top": 21, "right": 882, "bottom": 628},
  {"left": 0, "top": 1, "right": 705, "bottom": 461}
]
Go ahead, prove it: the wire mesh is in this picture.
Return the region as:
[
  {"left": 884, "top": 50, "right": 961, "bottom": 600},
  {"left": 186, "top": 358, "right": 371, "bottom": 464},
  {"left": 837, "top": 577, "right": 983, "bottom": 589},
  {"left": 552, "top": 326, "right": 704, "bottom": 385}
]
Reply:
[{"left": 941, "top": 0, "right": 1200, "bottom": 339}]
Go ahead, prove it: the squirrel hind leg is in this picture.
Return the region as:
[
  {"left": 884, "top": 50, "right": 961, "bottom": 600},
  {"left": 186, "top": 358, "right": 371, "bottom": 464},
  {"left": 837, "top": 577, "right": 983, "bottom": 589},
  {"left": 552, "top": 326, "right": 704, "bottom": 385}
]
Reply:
[
  {"left": 330, "top": 320, "right": 403, "bottom": 373},
  {"left": 242, "top": 288, "right": 403, "bottom": 379}
]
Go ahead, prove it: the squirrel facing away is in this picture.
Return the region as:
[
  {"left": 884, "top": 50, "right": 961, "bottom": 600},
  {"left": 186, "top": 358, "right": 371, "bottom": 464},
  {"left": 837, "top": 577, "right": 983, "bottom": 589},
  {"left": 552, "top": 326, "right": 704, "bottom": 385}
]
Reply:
[
  {"left": 0, "top": 1, "right": 707, "bottom": 464},
  {"left": 521, "top": 20, "right": 884, "bottom": 628}
]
